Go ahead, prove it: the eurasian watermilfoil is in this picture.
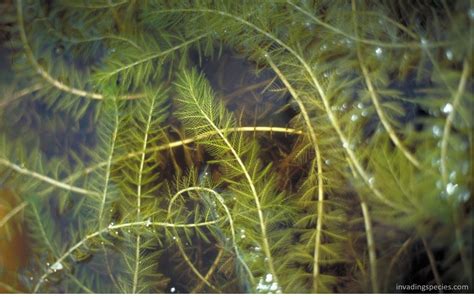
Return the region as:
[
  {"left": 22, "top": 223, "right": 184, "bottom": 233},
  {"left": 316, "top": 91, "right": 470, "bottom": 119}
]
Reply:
[{"left": 0, "top": 0, "right": 472, "bottom": 293}]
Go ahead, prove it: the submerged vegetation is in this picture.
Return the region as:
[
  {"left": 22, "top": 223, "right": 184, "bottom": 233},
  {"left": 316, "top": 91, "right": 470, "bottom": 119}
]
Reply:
[{"left": 0, "top": 0, "right": 472, "bottom": 293}]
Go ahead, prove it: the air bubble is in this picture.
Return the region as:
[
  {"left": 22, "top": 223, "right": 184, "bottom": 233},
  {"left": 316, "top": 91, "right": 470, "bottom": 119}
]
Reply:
[
  {"left": 265, "top": 273, "right": 273, "bottom": 283},
  {"left": 50, "top": 261, "right": 63, "bottom": 272},
  {"left": 446, "top": 183, "right": 458, "bottom": 195},
  {"left": 325, "top": 159, "right": 331, "bottom": 165},
  {"left": 461, "top": 162, "right": 469, "bottom": 174},
  {"left": 108, "top": 222, "right": 115, "bottom": 229},
  {"left": 375, "top": 47, "right": 383, "bottom": 57},
  {"left": 170, "top": 287, "right": 176, "bottom": 293},
  {"left": 449, "top": 171, "right": 457, "bottom": 182},
  {"left": 369, "top": 177, "right": 375, "bottom": 185},
  {"left": 442, "top": 103, "right": 453, "bottom": 114},
  {"left": 469, "top": 8, "right": 474, "bottom": 20},
  {"left": 54, "top": 44, "right": 64, "bottom": 56},
  {"left": 351, "top": 114, "right": 359, "bottom": 122},
  {"left": 145, "top": 218, "right": 152, "bottom": 227},
  {"left": 436, "top": 180, "right": 443, "bottom": 190},
  {"left": 432, "top": 125, "right": 442, "bottom": 138},
  {"left": 445, "top": 49, "right": 454, "bottom": 61},
  {"left": 459, "top": 191, "right": 470, "bottom": 202},
  {"left": 357, "top": 102, "right": 365, "bottom": 109},
  {"left": 270, "top": 282, "right": 279, "bottom": 291}
]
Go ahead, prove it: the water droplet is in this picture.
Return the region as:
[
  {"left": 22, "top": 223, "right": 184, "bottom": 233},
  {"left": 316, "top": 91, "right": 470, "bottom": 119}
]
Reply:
[
  {"left": 108, "top": 222, "right": 114, "bottom": 229},
  {"left": 145, "top": 218, "right": 152, "bottom": 227},
  {"left": 361, "top": 110, "right": 369, "bottom": 117},
  {"left": 445, "top": 49, "right": 454, "bottom": 61},
  {"left": 375, "top": 47, "right": 383, "bottom": 57},
  {"left": 351, "top": 114, "right": 359, "bottom": 122},
  {"left": 357, "top": 102, "right": 365, "bottom": 109},
  {"left": 172, "top": 236, "right": 176, "bottom": 240},
  {"left": 323, "top": 71, "right": 330, "bottom": 78},
  {"left": 170, "top": 287, "right": 176, "bottom": 293},
  {"left": 265, "top": 273, "right": 273, "bottom": 283},
  {"left": 432, "top": 125, "right": 442, "bottom": 137},
  {"left": 442, "top": 103, "right": 453, "bottom": 114},
  {"left": 369, "top": 177, "right": 375, "bottom": 185},
  {"left": 446, "top": 183, "right": 458, "bottom": 195},
  {"left": 324, "top": 159, "right": 331, "bottom": 165}
]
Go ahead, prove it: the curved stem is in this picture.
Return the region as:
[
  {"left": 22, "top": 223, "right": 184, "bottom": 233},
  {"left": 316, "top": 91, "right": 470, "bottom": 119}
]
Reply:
[
  {"left": 421, "top": 237, "right": 442, "bottom": 292},
  {"left": 0, "top": 83, "right": 43, "bottom": 109},
  {"left": 16, "top": 0, "right": 141, "bottom": 100},
  {"left": 167, "top": 186, "right": 254, "bottom": 292},
  {"left": 33, "top": 219, "right": 218, "bottom": 292},
  {"left": 153, "top": 7, "right": 406, "bottom": 211},
  {"left": 0, "top": 201, "right": 27, "bottom": 229},
  {"left": 286, "top": 1, "right": 449, "bottom": 49},
  {"left": 361, "top": 201, "right": 378, "bottom": 293},
  {"left": 266, "top": 55, "right": 325, "bottom": 292},
  {"left": 352, "top": 4, "right": 421, "bottom": 168},
  {"left": 191, "top": 248, "right": 224, "bottom": 293},
  {"left": 0, "top": 158, "right": 97, "bottom": 197},
  {"left": 182, "top": 75, "right": 279, "bottom": 286},
  {"left": 440, "top": 60, "right": 470, "bottom": 184},
  {"left": 0, "top": 126, "right": 302, "bottom": 231}
]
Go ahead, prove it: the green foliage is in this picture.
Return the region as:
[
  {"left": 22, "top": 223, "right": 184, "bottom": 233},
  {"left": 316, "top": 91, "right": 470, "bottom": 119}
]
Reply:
[{"left": 0, "top": 0, "right": 472, "bottom": 293}]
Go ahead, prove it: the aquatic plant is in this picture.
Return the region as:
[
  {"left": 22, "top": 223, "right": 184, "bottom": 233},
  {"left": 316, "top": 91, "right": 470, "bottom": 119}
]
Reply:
[{"left": 0, "top": 0, "right": 472, "bottom": 293}]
